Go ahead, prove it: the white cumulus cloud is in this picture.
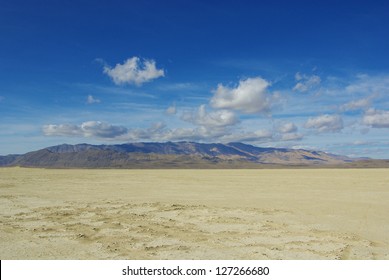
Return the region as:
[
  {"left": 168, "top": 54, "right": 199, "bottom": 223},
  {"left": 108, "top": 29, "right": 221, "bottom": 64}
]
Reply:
[
  {"left": 277, "top": 122, "right": 297, "bottom": 133},
  {"left": 305, "top": 114, "right": 343, "bottom": 133},
  {"left": 42, "top": 124, "right": 83, "bottom": 137},
  {"left": 43, "top": 121, "right": 128, "bottom": 139},
  {"left": 103, "top": 57, "right": 164, "bottom": 86},
  {"left": 181, "top": 105, "right": 238, "bottom": 128},
  {"left": 43, "top": 121, "right": 229, "bottom": 143},
  {"left": 276, "top": 122, "right": 302, "bottom": 141},
  {"left": 210, "top": 77, "right": 273, "bottom": 114},
  {"left": 362, "top": 108, "right": 389, "bottom": 128}
]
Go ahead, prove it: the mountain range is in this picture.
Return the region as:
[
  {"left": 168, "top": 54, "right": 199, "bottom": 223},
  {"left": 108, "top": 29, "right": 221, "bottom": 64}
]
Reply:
[{"left": 0, "top": 142, "right": 387, "bottom": 168}]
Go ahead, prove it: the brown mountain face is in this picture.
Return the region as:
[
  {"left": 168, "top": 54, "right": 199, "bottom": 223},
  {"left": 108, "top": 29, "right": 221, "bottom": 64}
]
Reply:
[{"left": 0, "top": 141, "right": 384, "bottom": 168}]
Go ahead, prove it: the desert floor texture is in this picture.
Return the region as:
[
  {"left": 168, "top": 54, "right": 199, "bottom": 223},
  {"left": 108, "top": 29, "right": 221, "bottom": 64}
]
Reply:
[{"left": 1, "top": 167, "right": 388, "bottom": 259}]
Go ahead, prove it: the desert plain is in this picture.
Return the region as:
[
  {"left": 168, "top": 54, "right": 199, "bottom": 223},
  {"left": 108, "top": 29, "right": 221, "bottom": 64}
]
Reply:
[{"left": 0, "top": 167, "right": 388, "bottom": 259}]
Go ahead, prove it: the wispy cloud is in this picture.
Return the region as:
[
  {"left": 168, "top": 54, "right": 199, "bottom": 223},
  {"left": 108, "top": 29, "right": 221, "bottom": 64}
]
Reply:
[
  {"left": 165, "top": 104, "right": 177, "bottom": 115},
  {"left": 293, "top": 72, "right": 321, "bottom": 93},
  {"left": 157, "top": 82, "right": 202, "bottom": 91},
  {"left": 340, "top": 97, "right": 371, "bottom": 112},
  {"left": 280, "top": 132, "right": 304, "bottom": 141},
  {"left": 345, "top": 74, "right": 389, "bottom": 95},
  {"left": 210, "top": 77, "right": 274, "bottom": 114},
  {"left": 219, "top": 129, "right": 273, "bottom": 143},
  {"left": 103, "top": 57, "right": 164, "bottom": 86},
  {"left": 86, "top": 95, "right": 100, "bottom": 104},
  {"left": 159, "top": 126, "right": 228, "bottom": 142},
  {"left": 74, "top": 83, "right": 157, "bottom": 98}
]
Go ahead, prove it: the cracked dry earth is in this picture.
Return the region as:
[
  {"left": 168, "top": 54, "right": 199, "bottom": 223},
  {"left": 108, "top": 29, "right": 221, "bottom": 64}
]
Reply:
[
  {"left": 1, "top": 168, "right": 389, "bottom": 259},
  {"left": 1, "top": 197, "right": 387, "bottom": 259}
]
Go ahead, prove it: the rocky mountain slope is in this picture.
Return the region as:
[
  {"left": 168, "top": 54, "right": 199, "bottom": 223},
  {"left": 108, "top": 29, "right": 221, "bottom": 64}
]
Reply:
[{"left": 0, "top": 141, "right": 361, "bottom": 168}]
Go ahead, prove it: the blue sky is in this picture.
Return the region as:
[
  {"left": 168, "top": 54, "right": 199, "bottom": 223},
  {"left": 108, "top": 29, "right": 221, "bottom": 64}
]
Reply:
[{"left": 1, "top": 0, "right": 389, "bottom": 158}]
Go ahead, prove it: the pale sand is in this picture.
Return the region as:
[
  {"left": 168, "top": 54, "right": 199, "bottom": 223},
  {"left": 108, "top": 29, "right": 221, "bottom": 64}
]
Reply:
[{"left": 0, "top": 167, "right": 388, "bottom": 259}]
